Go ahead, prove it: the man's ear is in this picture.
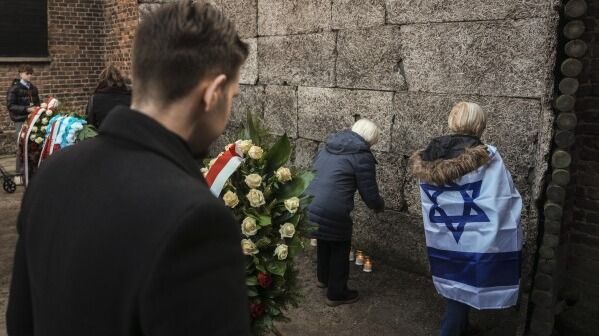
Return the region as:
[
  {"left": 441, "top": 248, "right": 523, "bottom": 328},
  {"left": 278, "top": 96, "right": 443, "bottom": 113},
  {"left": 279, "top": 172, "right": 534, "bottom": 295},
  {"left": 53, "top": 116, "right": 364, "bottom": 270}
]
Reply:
[{"left": 202, "top": 74, "right": 227, "bottom": 112}]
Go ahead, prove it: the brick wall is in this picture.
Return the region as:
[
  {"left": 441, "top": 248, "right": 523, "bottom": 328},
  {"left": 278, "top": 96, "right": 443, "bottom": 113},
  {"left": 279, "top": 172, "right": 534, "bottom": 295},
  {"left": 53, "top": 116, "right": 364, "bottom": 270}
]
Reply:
[
  {"left": 557, "top": 0, "right": 599, "bottom": 334},
  {"left": 104, "top": 0, "right": 138, "bottom": 76},
  {"left": 0, "top": 0, "right": 106, "bottom": 155}
]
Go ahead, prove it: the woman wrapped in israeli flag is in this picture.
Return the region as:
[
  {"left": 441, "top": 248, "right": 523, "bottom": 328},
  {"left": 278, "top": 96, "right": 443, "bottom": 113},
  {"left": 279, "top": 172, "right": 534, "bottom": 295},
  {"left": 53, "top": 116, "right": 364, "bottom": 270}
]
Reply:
[{"left": 409, "top": 102, "right": 523, "bottom": 336}]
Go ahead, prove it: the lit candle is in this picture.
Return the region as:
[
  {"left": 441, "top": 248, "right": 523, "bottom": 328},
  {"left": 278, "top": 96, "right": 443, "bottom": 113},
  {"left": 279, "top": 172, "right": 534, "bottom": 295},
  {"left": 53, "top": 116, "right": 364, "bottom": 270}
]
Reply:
[
  {"left": 355, "top": 250, "right": 364, "bottom": 266},
  {"left": 310, "top": 238, "right": 318, "bottom": 247},
  {"left": 363, "top": 257, "right": 373, "bottom": 272},
  {"left": 349, "top": 249, "right": 355, "bottom": 262}
]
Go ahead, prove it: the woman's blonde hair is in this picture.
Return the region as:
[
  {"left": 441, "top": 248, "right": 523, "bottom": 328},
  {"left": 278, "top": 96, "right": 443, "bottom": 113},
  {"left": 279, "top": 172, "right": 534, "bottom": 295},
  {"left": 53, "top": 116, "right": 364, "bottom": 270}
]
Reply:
[
  {"left": 448, "top": 102, "right": 487, "bottom": 137},
  {"left": 352, "top": 119, "right": 380, "bottom": 146}
]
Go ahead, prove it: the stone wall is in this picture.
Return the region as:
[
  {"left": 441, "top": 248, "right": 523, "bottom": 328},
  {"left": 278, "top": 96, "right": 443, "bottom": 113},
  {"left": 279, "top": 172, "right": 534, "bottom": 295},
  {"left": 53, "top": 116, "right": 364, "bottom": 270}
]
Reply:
[
  {"left": 555, "top": 0, "right": 599, "bottom": 334},
  {"left": 0, "top": 0, "right": 106, "bottom": 154},
  {"left": 196, "top": 0, "right": 560, "bottom": 280}
]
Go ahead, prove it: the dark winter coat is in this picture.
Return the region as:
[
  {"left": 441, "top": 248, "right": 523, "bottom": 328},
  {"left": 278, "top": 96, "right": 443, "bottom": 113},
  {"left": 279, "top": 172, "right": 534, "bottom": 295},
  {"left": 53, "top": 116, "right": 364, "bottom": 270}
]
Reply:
[
  {"left": 86, "top": 86, "right": 132, "bottom": 128},
  {"left": 306, "top": 130, "right": 384, "bottom": 241},
  {"left": 6, "top": 106, "right": 250, "bottom": 336},
  {"left": 6, "top": 79, "right": 40, "bottom": 122}
]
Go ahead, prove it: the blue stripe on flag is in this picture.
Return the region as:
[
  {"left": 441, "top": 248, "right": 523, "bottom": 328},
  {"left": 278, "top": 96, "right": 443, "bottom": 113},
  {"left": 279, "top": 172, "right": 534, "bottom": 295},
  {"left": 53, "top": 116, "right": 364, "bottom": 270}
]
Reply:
[{"left": 427, "top": 247, "right": 521, "bottom": 288}]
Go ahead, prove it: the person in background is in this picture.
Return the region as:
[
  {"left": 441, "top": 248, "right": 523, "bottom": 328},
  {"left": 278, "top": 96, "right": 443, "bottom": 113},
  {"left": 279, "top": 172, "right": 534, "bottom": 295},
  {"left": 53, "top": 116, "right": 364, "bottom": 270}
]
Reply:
[
  {"left": 6, "top": 64, "right": 40, "bottom": 183},
  {"left": 6, "top": 1, "right": 251, "bottom": 335},
  {"left": 86, "top": 64, "right": 132, "bottom": 129},
  {"left": 409, "top": 102, "right": 523, "bottom": 336},
  {"left": 306, "top": 119, "right": 385, "bottom": 307}
]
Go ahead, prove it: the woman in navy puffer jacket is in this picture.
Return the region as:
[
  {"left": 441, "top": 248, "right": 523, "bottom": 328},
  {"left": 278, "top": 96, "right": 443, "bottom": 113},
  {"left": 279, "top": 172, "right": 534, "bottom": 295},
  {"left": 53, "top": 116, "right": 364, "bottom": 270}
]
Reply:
[{"left": 306, "top": 119, "right": 385, "bottom": 306}]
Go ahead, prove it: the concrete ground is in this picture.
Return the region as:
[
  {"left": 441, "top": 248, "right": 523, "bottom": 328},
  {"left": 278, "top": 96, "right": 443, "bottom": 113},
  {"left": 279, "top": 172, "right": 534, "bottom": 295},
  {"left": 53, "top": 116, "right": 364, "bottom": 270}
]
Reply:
[{"left": 0, "top": 155, "right": 520, "bottom": 336}]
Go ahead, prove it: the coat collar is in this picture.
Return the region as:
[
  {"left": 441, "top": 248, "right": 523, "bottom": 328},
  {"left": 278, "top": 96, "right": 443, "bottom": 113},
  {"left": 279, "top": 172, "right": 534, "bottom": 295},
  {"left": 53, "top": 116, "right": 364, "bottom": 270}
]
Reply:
[{"left": 100, "top": 106, "right": 206, "bottom": 183}]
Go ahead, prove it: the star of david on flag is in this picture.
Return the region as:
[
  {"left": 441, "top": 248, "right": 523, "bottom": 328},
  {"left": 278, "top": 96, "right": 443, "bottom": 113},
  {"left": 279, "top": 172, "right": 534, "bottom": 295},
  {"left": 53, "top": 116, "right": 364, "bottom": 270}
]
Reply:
[{"left": 421, "top": 181, "right": 490, "bottom": 243}]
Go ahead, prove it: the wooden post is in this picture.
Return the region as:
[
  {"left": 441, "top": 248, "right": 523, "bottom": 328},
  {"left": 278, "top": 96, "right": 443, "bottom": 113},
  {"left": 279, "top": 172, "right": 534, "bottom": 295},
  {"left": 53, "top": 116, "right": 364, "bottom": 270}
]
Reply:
[
  {"left": 565, "top": 0, "right": 588, "bottom": 18},
  {"left": 565, "top": 39, "right": 588, "bottom": 58},
  {"left": 557, "top": 113, "right": 578, "bottom": 130},
  {"left": 555, "top": 95, "right": 576, "bottom": 112},
  {"left": 552, "top": 169, "right": 571, "bottom": 186},
  {"left": 559, "top": 77, "right": 579, "bottom": 94},
  {"left": 563, "top": 20, "right": 585, "bottom": 39},
  {"left": 552, "top": 150, "right": 572, "bottom": 169},
  {"left": 555, "top": 130, "right": 576, "bottom": 148},
  {"left": 546, "top": 184, "right": 566, "bottom": 204},
  {"left": 561, "top": 58, "right": 583, "bottom": 77}
]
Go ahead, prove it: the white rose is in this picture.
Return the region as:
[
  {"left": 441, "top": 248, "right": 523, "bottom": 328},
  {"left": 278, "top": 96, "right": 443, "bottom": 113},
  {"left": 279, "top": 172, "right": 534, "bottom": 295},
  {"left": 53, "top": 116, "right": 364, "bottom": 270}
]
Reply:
[
  {"left": 275, "top": 167, "right": 292, "bottom": 183},
  {"left": 31, "top": 126, "right": 38, "bottom": 133},
  {"left": 208, "top": 158, "right": 217, "bottom": 168},
  {"left": 246, "top": 189, "right": 266, "bottom": 208},
  {"left": 238, "top": 140, "right": 253, "bottom": 154},
  {"left": 41, "top": 126, "right": 47, "bottom": 132},
  {"left": 45, "top": 109, "right": 52, "bottom": 116},
  {"left": 244, "top": 174, "right": 262, "bottom": 189},
  {"left": 248, "top": 146, "right": 263, "bottom": 160},
  {"left": 273, "top": 244, "right": 289, "bottom": 260},
  {"left": 279, "top": 222, "right": 295, "bottom": 239},
  {"left": 30, "top": 134, "right": 36, "bottom": 141},
  {"left": 223, "top": 191, "right": 239, "bottom": 208},
  {"left": 34, "top": 137, "right": 44, "bottom": 144},
  {"left": 284, "top": 197, "right": 300, "bottom": 214},
  {"left": 241, "top": 239, "right": 259, "bottom": 255},
  {"left": 241, "top": 217, "right": 258, "bottom": 237},
  {"left": 41, "top": 117, "right": 49, "bottom": 125}
]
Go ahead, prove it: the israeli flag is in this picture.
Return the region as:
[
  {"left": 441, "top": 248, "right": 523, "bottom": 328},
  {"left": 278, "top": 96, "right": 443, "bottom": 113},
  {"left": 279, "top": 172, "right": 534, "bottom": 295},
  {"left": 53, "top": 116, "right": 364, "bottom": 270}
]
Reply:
[{"left": 419, "top": 146, "right": 523, "bottom": 310}]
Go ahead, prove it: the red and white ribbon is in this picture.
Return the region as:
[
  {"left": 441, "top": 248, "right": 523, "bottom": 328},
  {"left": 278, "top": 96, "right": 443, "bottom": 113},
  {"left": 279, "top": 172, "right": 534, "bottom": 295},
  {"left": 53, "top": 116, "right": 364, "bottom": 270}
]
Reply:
[
  {"left": 205, "top": 141, "right": 245, "bottom": 197},
  {"left": 19, "top": 109, "right": 45, "bottom": 186}
]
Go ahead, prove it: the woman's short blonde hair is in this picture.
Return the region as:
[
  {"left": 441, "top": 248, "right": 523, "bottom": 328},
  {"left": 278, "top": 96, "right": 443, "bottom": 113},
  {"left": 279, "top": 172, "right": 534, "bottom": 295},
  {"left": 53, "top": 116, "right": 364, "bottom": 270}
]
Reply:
[
  {"left": 352, "top": 119, "right": 380, "bottom": 146},
  {"left": 448, "top": 102, "right": 487, "bottom": 137}
]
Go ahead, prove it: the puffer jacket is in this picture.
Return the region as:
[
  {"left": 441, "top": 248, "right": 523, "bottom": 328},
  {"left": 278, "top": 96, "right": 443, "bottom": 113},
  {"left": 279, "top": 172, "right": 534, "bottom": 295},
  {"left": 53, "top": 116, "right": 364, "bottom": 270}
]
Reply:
[
  {"left": 306, "top": 130, "right": 384, "bottom": 241},
  {"left": 6, "top": 79, "right": 40, "bottom": 122}
]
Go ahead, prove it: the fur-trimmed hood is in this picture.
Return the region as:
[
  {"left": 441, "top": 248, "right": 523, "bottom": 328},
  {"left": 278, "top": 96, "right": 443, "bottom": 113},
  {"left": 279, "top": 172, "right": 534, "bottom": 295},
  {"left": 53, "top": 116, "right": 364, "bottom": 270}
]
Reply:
[{"left": 409, "top": 135, "right": 491, "bottom": 185}]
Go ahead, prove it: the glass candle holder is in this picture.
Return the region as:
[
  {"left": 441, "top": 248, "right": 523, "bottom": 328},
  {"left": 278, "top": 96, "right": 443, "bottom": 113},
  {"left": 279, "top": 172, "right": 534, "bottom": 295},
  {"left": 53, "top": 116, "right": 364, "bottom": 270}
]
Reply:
[
  {"left": 363, "top": 257, "right": 373, "bottom": 272},
  {"left": 355, "top": 250, "right": 364, "bottom": 266}
]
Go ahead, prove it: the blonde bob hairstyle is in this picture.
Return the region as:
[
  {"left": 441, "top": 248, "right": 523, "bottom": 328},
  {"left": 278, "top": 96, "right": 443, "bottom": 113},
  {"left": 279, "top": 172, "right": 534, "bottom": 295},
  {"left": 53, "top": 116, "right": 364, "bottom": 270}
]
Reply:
[
  {"left": 448, "top": 102, "right": 487, "bottom": 137},
  {"left": 352, "top": 118, "right": 380, "bottom": 147}
]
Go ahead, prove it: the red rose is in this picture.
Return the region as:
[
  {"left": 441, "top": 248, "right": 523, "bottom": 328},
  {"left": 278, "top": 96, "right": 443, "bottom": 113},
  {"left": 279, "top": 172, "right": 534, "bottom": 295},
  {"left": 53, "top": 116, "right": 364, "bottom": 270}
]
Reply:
[
  {"left": 250, "top": 302, "right": 265, "bottom": 319},
  {"left": 257, "top": 272, "right": 273, "bottom": 288}
]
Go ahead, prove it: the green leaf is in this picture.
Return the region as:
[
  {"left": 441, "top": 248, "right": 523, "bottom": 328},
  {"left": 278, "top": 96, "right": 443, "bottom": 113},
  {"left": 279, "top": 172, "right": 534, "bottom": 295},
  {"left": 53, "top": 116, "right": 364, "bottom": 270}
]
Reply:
[
  {"left": 277, "top": 171, "right": 315, "bottom": 200},
  {"left": 248, "top": 287, "right": 259, "bottom": 297},
  {"left": 258, "top": 215, "right": 272, "bottom": 227},
  {"left": 255, "top": 237, "right": 272, "bottom": 249},
  {"left": 267, "top": 260, "right": 287, "bottom": 276},
  {"left": 246, "top": 276, "right": 258, "bottom": 286},
  {"left": 255, "top": 263, "right": 267, "bottom": 273},
  {"left": 264, "top": 135, "right": 291, "bottom": 173}
]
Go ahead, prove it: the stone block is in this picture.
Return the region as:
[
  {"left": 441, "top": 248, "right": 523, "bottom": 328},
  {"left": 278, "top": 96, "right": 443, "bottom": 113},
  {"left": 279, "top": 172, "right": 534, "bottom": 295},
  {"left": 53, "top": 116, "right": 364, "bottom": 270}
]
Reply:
[
  {"left": 352, "top": 206, "right": 429, "bottom": 275},
  {"left": 230, "top": 85, "right": 264, "bottom": 128},
  {"left": 336, "top": 26, "right": 405, "bottom": 91},
  {"left": 215, "top": 0, "right": 257, "bottom": 38},
  {"left": 331, "top": 0, "right": 385, "bottom": 30},
  {"left": 392, "top": 92, "right": 541, "bottom": 181},
  {"left": 374, "top": 151, "right": 407, "bottom": 211},
  {"left": 297, "top": 87, "right": 394, "bottom": 152},
  {"left": 403, "top": 175, "right": 423, "bottom": 216},
  {"left": 239, "top": 38, "right": 257, "bottom": 85},
  {"left": 257, "top": 0, "right": 331, "bottom": 36},
  {"left": 386, "top": 0, "right": 554, "bottom": 24},
  {"left": 293, "top": 138, "right": 320, "bottom": 169},
  {"left": 401, "top": 19, "right": 556, "bottom": 97},
  {"left": 263, "top": 85, "right": 298, "bottom": 137},
  {"left": 258, "top": 33, "right": 336, "bottom": 87}
]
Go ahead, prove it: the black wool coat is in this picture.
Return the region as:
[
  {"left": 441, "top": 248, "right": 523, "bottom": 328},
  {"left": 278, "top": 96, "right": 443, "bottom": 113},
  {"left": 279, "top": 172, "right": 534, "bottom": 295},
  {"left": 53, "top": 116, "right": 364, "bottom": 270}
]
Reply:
[
  {"left": 6, "top": 79, "right": 41, "bottom": 122},
  {"left": 86, "top": 86, "right": 132, "bottom": 128},
  {"left": 6, "top": 106, "right": 250, "bottom": 336}
]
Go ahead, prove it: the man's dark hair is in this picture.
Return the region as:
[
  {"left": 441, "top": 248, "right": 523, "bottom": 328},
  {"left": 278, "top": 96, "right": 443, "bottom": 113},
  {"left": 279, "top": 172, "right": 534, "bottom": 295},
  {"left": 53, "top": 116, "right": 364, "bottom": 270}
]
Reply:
[
  {"left": 18, "top": 64, "right": 34, "bottom": 74},
  {"left": 132, "top": 0, "right": 248, "bottom": 105}
]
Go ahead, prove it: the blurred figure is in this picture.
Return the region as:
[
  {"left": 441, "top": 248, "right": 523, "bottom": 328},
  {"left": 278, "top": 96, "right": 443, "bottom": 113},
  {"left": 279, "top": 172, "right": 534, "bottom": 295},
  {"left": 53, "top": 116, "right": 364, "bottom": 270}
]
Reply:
[
  {"left": 6, "top": 64, "right": 40, "bottom": 182},
  {"left": 306, "top": 119, "right": 385, "bottom": 307},
  {"left": 86, "top": 64, "right": 132, "bottom": 128}
]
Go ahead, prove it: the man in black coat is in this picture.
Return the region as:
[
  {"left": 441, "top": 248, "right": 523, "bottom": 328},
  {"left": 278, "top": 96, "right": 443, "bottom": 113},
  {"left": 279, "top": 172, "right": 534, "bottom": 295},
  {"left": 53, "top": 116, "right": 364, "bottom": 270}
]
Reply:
[
  {"left": 6, "top": 64, "right": 40, "bottom": 179},
  {"left": 6, "top": 1, "right": 250, "bottom": 335}
]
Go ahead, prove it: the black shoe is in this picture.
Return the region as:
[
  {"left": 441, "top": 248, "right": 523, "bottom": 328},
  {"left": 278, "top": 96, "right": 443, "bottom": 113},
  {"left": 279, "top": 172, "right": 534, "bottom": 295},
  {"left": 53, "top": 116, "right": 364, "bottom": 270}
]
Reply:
[
  {"left": 317, "top": 281, "right": 327, "bottom": 288},
  {"left": 325, "top": 290, "right": 359, "bottom": 307}
]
